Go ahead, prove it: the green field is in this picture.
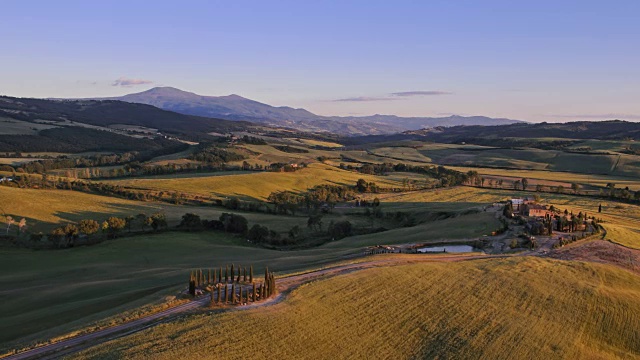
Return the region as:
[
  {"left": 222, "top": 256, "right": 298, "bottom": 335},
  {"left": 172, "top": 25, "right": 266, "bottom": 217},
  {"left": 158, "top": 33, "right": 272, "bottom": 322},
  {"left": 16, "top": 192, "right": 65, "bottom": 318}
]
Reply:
[
  {"left": 0, "top": 232, "right": 348, "bottom": 348},
  {"left": 367, "top": 146, "right": 432, "bottom": 163},
  {"left": 71, "top": 257, "right": 640, "bottom": 359},
  {"left": 417, "top": 147, "right": 640, "bottom": 177},
  {"left": 0, "top": 118, "right": 60, "bottom": 135}
]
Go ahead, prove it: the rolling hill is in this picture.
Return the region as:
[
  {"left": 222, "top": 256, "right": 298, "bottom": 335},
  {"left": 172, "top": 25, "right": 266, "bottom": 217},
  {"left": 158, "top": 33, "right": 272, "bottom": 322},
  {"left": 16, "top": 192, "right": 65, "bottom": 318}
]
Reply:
[
  {"left": 0, "top": 96, "right": 257, "bottom": 152},
  {"left": 342, "top": 121, "right": 640, "bottom": 146}
]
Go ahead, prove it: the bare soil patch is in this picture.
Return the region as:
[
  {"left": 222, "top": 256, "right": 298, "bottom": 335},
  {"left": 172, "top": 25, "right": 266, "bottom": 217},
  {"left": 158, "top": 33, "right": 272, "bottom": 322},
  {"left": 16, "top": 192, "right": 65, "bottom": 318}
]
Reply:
[{"left": 547, "top": 240, "right": 640, "bottom": 275}]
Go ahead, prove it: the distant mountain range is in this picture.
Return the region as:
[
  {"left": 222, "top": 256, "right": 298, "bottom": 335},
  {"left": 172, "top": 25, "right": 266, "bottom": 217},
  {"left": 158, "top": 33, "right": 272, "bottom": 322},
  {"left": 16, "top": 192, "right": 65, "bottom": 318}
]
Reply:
[{"left": 100, "top": 87, "right": 526, "bottom": 135}]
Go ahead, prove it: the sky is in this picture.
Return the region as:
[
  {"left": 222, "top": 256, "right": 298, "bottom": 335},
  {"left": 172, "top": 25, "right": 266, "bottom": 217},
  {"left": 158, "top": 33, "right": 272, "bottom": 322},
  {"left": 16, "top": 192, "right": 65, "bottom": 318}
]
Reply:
[{"left": 1, "top": 0, "right": 639, "bottom": 122}]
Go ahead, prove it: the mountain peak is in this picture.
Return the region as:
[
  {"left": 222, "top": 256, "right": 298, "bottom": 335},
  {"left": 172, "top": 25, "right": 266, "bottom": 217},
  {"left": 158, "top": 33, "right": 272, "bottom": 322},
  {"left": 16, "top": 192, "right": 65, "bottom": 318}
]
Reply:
[
  {"left": 136, "top": 87, "right": 197, "bottom": 97},
  {"left": 221, "top": 94, "right": 248, "bottom": 100}
]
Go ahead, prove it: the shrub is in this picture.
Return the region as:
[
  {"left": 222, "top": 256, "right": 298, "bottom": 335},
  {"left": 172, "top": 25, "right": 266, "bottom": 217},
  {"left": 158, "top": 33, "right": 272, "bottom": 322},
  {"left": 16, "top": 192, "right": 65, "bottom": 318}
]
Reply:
[
  {"left": 220, "top": 213, "right": 248, "bottom": 234},
  {"left": 248, "top": 224, "right": 270, "bottom": 243},
  {"left": 328, "top": 221, "right": 352, "bottom": 240},
  {"left": 179, "top": 213, "right": 202, "bottom": 230}
]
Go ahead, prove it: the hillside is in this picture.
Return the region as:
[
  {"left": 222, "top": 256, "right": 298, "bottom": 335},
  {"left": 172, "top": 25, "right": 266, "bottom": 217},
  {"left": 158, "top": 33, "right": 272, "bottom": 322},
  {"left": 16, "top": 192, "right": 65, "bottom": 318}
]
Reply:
[
  {"left": 103, "top": 87, "right": 525, "bottom": 135},
  {"left": 70, "top": 257, "right": 640, "bottom": 360},
  {"left": 0, "top": 96, "right": 252, "bottom": 137},
  {"left": 343, "top": 120, "right": 640, "bottom": 146},
  {"left": 0, "top": 96, "right": 258, "bottom": 152}
]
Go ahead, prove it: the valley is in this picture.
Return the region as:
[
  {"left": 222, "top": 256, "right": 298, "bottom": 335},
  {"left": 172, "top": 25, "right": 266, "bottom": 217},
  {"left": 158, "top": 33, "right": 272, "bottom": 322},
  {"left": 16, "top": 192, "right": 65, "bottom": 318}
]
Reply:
[{"left": 1, "top": 98, "right": 640, "bottom": 359}]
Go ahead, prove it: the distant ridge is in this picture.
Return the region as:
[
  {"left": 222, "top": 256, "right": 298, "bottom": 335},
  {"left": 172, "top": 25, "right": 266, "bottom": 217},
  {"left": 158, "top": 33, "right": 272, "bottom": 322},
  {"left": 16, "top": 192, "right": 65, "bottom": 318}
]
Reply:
[{"left": 99, "top": 87, "right": 526, "bottom": 136}]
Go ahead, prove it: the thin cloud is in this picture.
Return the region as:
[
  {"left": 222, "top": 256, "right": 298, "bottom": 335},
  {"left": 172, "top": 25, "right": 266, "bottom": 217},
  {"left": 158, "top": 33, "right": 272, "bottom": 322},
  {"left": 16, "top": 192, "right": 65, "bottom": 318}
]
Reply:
[
  {"left": 332, "top": 90, "right": 451, "bottom": 102},
  {"left": 112, "top": 77, "right": 154, "bottom": 87},
  {"left": 391, "top": 90, "right": 452, "bottom": 97},
  {"left": 332, "top": 96, "right": 400, "bottom": 102},
  {"left": 550, "top": 113, "right": 640, "bottom": 120}
]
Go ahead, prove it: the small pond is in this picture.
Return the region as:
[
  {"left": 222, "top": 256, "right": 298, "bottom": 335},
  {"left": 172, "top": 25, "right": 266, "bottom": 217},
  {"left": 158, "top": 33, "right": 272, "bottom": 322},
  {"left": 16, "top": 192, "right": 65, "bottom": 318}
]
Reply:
[{"left": 417, "top": 245, "right": 481, "bottom": 253}]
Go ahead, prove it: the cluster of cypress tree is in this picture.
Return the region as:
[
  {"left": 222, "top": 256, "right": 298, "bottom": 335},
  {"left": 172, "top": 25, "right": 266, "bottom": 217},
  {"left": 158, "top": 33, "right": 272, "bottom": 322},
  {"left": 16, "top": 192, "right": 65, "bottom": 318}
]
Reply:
[{"left": 190, "top": 265, "right": 276, "bottom": 306}]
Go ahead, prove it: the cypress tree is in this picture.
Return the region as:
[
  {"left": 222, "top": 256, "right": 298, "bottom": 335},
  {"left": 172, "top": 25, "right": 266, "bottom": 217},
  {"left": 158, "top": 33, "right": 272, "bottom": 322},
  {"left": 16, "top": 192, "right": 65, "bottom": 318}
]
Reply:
[
  {"left": 243, "top": 267, "right": 247, "bottom": 282},
  {"left": 261, "top": 282, "right": 266, "bottom": 299},
  {"left": 236, "top": 265, "right": 241, "bottom": 283},
  {"left": 231, "top": 284, "right": 236, "bottom": 304},
  {"left": 224, "top": 284, "right": 229, "bottom": 303},
  {"left": 231, "top": 264, "right": 235, "bottom": 281},
  {"left": 219, "top": 267, "right": 223, "bottom": 283},
  {"left": 189, "top": 277, "right": 196, "bottom": 296},
  {"left": 213, "top": 268, "right": 217, "bottom": 284},
  {"left": 249, "top": 265, "right": 254, "bottom": 283},
  {"left": 210, "top": 286, "right": 215, "bottom": 306},
  {"left": 225, "top": 266, "right": 229, "bottom": 283},
  {"left": 217, "top": 284, "right": 222, "bottom": 303},
  {"left": 252, "top": 282, "right": 257, "bottom": 302}
]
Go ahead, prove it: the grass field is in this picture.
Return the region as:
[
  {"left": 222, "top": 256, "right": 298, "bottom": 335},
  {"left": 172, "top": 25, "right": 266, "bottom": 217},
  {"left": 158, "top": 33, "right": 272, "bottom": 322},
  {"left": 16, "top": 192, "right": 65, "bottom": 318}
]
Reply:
[
  {"left": 368, "top": 146, "right": 432, "bottom": 163},
  {"left": 71, "top": 257, "right": 640, "bottom": 360},
  {"left": 602, "top": 224, "right": 640, "bottom": 250},
  {"left": 419, "top": 147, "right": 640, "bottom": 177},
  {"left": 238, "top": 144, "right": 336, "bottom": 164},
  {"left": 0, "top": 186, "right": 158, "bottom": 231},
  {"left": 0, "top": 118, "right": 59, "bottom": 135},
  {"left": 105, "top": 163, "right": 410, "bottom": 201},
  {"left": 328, "top": 211, "right": 500, "bottom": 247},
  {"left": 0, "top": 206, "right": 498, "bottom": 350},
  {"left": 566, "top": 139, "right": 638, "bottom": 152},
  {"left": 286, "top": 138, "right": 343, "bottom": 148},
  {"left": 0, "top": 232, "right": 352, "bottom": 348},
  {"left": 448, "top": 166, "right": 640, "bottom": 191},
  {"left": 363, "top": 186, "right": 640, "bottom": 249},
  {"left": 0, "top": 186, "right": 365, "bottom": 233}
]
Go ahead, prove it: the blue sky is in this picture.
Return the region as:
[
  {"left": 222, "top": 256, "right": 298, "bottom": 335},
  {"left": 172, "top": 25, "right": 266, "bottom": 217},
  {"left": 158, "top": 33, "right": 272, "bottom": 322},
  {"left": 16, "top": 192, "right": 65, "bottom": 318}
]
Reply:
[{"left": 1, "top": 0, "right": 639, "bottom": 121}]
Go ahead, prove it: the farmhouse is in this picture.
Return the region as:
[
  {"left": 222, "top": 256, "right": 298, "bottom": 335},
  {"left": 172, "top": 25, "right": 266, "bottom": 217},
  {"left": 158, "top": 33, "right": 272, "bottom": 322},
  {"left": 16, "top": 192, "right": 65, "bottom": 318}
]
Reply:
[
  {"left": 525, "top": 204, "right": 553, "bottom": 218},
  {"left": 511, "top": 197, "right": 535, "bottom": 213}
]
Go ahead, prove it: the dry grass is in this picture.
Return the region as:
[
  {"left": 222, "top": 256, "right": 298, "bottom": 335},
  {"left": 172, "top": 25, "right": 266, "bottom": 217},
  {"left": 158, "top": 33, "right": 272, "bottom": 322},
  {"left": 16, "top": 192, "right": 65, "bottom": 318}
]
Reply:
[
  {"left": 71, "top": 257, "right": 640, "bottom": 360},
  {"left": 286, "top": 138, "right": 343, "bottom": 148},
  {"left": 602, "top": 224, "right": 640, "bottom": 249},
  {"left": 0, "top": 186, "right": 157, "bottom": 231},
  {"left": 105, "top": 163, "right": 406, "bottom": 200}
]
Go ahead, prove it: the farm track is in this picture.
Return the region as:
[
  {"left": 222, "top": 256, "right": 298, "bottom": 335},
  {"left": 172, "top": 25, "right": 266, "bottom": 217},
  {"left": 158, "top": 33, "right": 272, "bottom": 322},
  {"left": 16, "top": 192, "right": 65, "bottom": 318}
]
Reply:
[{"left": 2, "top": 252, "right": 511, "bottom": 360}]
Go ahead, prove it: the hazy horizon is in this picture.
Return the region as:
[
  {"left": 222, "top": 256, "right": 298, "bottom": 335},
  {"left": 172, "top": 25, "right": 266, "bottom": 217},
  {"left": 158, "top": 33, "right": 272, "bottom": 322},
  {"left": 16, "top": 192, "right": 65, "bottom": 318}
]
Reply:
[{"left": 2, "top": 1, "right": 639, "bottom": 123}]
